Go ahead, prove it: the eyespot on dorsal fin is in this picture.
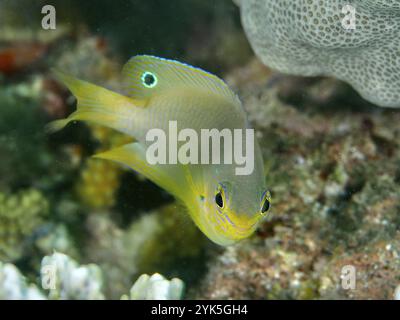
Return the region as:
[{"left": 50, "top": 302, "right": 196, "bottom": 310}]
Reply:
[{"left": 121, "top": 55, "right": 241, "bottom": 107}]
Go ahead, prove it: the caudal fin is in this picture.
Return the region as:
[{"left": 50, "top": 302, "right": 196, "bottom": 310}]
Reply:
[{"left": 46, "top": 70, "right": 137, "bottom": 134}]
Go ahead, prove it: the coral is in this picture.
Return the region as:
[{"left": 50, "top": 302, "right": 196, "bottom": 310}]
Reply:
[
  {"left": 0, "top": 262, "right": 45, "bottom": 300},
  {"left": 52, "top": 37, "right": 133, "bottom": 210},
  {"left": 316, "top": 237, "right": 400, "bottom": 299},
  {"left": 54, "top": 36, "right": 121, "bottom": 85},
  {"left": 35, "top": 224, "right": 79, "bottom": 259},
  {"left": 90, "top": 125, "right": 132, "bottom": 151},
  {"left": 84, "top": 204, "right": 206, "bottom": 299},
  {"left": 0, "top": 43, "right": 48, "bottom": 75},
  {"left": 75, "top": 125, "right": 132, "bottom": 210},
  {"left": 0, "top": 189, "right": 49, "bottom": 262},
  {"left": 41, "top": 252, "right": 104, "bottom": 300},
  {"left": 0, "top": 252, "right": 184, "bottom": 300},
  {"left": 122, "top": 273, "right": 184, "bottom": 300},
  {"left": 76, "top": 158, "right": 122, "bottom": 209},
  {"left": 132, "top": 204, "right": 207, "bottom": 276},
  {"left": 236, "top": 0, "right": 400, "bottom": 107},
  {"left": 395, "top": 285, "right": 400, "bottom": 300},
  {"left": 0, "top": 80, "right": 57, "bottom": 191}
]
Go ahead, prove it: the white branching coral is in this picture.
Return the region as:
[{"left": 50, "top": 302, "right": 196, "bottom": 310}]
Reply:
[
  {"left": 0, "top": 252, "right": 185, "bottom": 300},
  {"left": 122, "top": 273, "right": 185, "bottom": 300},
  {"left": 40, "top": 252, "right": 104, "bottom": 300},
  {"left": 0, "top": 262, "right": 46, "bottom": 300}
]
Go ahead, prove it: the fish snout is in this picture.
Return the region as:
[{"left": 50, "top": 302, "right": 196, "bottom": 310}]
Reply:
[{"left": 206, "top": 212, "right": 262, "bottom": 245}]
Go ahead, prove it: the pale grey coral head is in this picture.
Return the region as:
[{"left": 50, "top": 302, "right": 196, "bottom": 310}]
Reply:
[{"left": 237, "top": 0, "right": 400, "bottom": 107}]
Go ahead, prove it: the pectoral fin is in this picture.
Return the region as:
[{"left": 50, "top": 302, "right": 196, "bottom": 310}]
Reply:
[{"left": 94, "top": 143, "right": 186, "bottom": 200}]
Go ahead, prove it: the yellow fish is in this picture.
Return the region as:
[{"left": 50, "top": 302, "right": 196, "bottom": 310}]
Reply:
[{"left": 47, "top": 55, "right": 271, "bottom": 246}]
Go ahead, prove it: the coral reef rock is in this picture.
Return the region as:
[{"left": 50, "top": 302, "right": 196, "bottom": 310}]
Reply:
[
  {"left": 236, "top": 0, "right": 400, "bottom": 107},
  {"left": 195, "top": 59, "right": 400, "bottom": 300}
]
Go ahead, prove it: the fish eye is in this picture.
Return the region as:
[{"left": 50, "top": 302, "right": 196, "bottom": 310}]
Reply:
[
  {"left": 261, "top": 190, "right": 271, "bottom": 214},
  {"left": 141, "top": 71, "right": 157, "bottom": 88},
  {"left": 215, "top": 183, "right": 228, "bottom": 209},
  {"left": 215, "top": 191, "right": 224, "bottom": 208}
]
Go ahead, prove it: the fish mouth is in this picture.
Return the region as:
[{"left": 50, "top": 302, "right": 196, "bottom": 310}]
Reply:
[
  {"left": 197, "top": 212, "right": 260, "bottom": 246},
  {"left": 186, "top": 199, "right": 261, "bottom": 246},
  {"left": 202, "top": 227, "right": 241, "bottom": 246},
  {"left": 223, "top": 213, "right": 259, "bottom": 233}
]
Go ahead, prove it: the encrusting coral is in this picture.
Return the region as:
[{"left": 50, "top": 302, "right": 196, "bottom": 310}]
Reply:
[
  {"left": 0, "top": 189, "right": 49, "bottom": 262},
  {"left": 236, "top": 0, "right": 400, "bottom": 107}
]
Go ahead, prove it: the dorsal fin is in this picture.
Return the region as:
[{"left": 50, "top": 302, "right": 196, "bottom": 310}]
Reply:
[{"left": 121, "top": 55, "right": 241, "bottom": 107}]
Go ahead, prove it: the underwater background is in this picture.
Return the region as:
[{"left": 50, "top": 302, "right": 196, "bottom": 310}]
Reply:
[{"left": 1, "top": 0, "right": 400, "bottom": 300}]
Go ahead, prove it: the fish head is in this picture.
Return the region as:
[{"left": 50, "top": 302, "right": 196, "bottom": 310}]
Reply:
[{"left": 192, "top": 177, "right": 272, "bottom": 246}]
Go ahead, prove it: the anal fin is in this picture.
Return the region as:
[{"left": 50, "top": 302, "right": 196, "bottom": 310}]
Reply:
[{"left": 94, "top": 143, "right": 186, "bottom": 200}]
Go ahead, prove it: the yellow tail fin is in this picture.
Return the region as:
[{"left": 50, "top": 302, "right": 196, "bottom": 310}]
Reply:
[{"left": 46, "top": 70, "right": 138, "bottom": 134}]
